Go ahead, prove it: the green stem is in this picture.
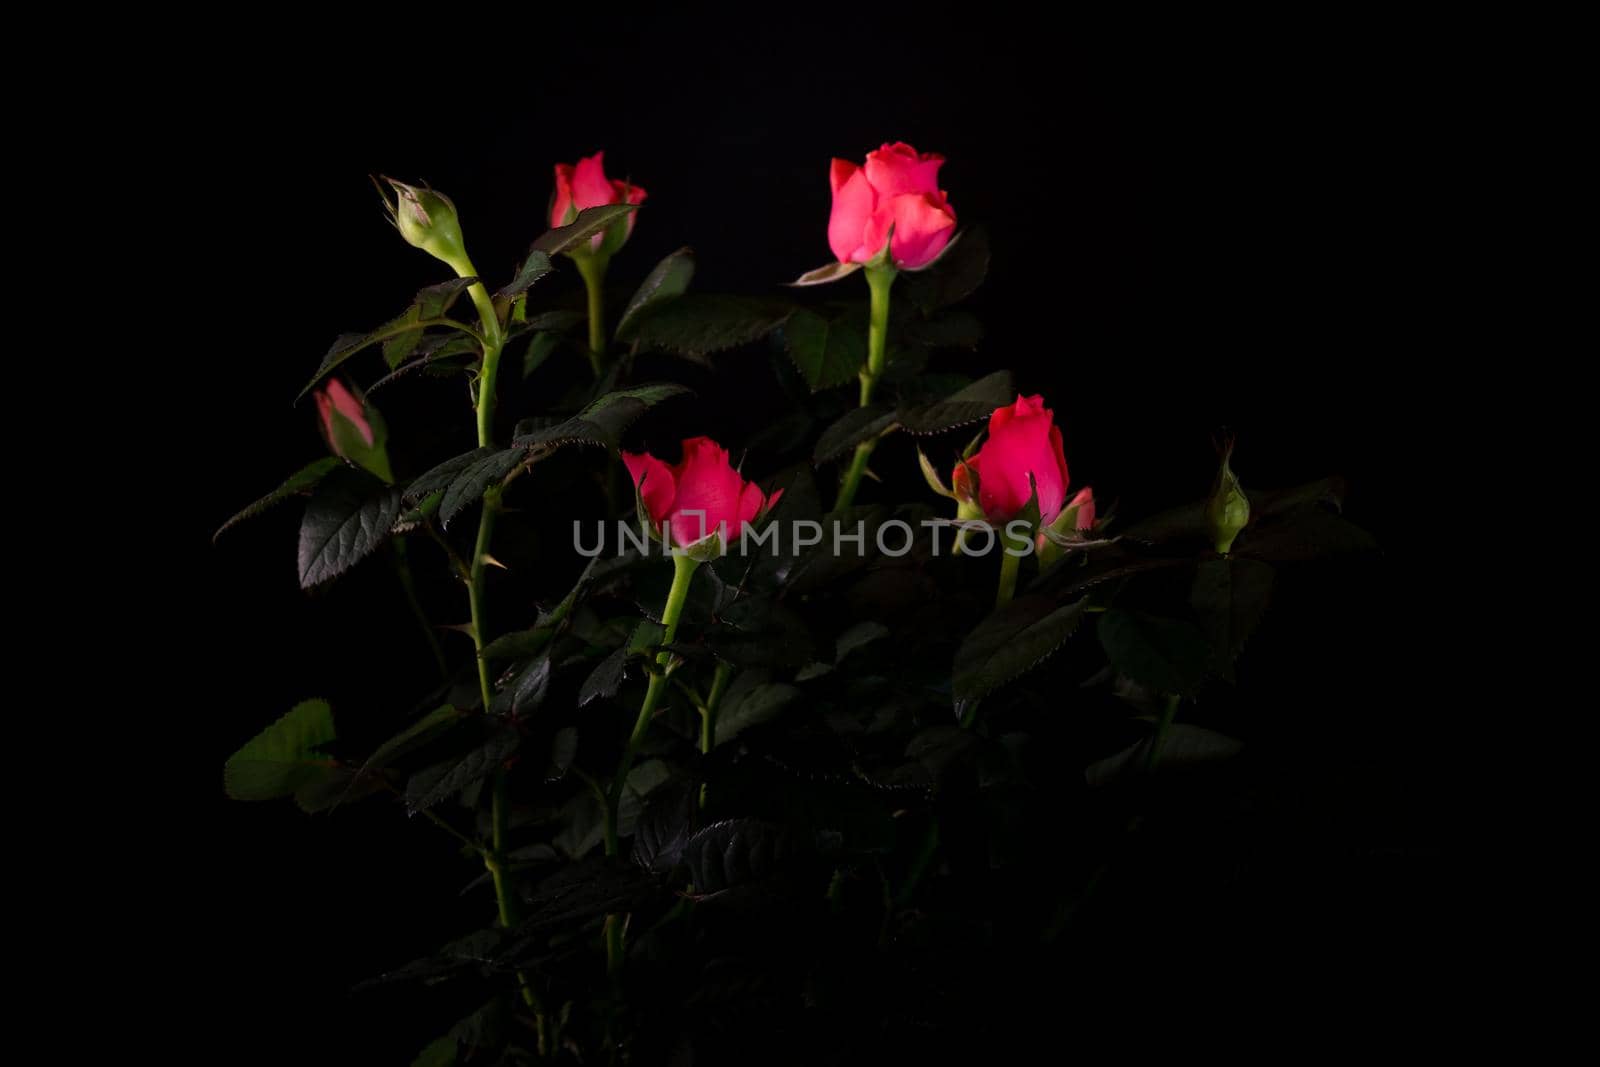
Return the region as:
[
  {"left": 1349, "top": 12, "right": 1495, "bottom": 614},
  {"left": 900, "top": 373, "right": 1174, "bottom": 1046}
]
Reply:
[
  {"left": 446, "top": 254, "right": 544, "bottom": 1036},
  {"left": 576, "top": 254, "right": 609, "bottom": 378},
  {"left": 1144, "top": 694, "right": 1181, "bottom": 775},
  {"left": 700, "top": 661, "right": 734, "bottom": 809},
  {"left": 608, "top": 552, "right": 699, "bottom": 836},
  {"left": 995, "top": 545, "right": 1023, "bottom": 609},
  {"left": 992, "top": 524, "right": 1030, "bottom": 607},
  {"left": 468, "top": 493, "right": 500, "bottom": 714},
  {"left": 833, "top": 265, "right": 896, "bottom": 511},
  {"left": 603, "top": 551, "right": 699, "bottom": 978}
]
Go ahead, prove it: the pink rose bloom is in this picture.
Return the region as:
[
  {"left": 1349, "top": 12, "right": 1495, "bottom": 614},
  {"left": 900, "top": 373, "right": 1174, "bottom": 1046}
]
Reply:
[
  {"left": 953, "top": 395, "right": 1073, "bottom": 525},
  {"left": 827, "top": 142, "right": 957, "bottom": 270},
  {"left": 623, "top": 436, "right": 783, "bottom": 547},
  {"left": 315, "top": 379, "right": 374, "bottom": 450},
  {"left": 550, "top": 151, "right": 647, "bottom": 252}
]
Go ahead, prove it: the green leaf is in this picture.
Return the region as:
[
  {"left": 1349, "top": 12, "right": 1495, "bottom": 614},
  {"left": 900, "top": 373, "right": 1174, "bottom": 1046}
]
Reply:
[
  {"left": 953, "top": 596, "right": 1089, "bottom": 715},
  {"left": 1236, "top": 506, "right": 1377, "bottom": 562},
  {"left": 715, "top": 681, "right": 800, "bottom": 745},
  {"left": 629, "top": 294, "right": 794, "bottom": 356},
  {"left": 533, "top": 204, "right": 637, "bottom": 255},
  {"left": 578, "top": 646, "right": 628, "bottom": 707},
  {"left": 224, "top": 699, "right": 336, "bottom": 802},
  {"left": 545, "top": 726, "right": 578, "bottom": 782},
  {"left": 1190, "top": 558, "right": 1274, "bottom": 680},
  {"left": 1085, "top": 724, "right": 1244, "bottom": 788},
  {"left": 406, "top": 725, "right": 519, "bottom": 814},
  {"left": 897, "top": 369, "right": 1015, "bottom": 435},
  {"left": 684, "top": 819, "right": 802, "bottom": 893},
  {"left": 406, "top": 449, "right": 491, "bottom": 502},
  {"left": 616, "top": 247, "right": 695, "bottom": 341},
  {"left": 492, "top": 248, "right": 553, "bottom": 304},
  {"left": 214, "top": 457, "right": 340, "bottom": 543},
  {"left": 436, "top": 449, "right": 525, "bottom": 529},
  {"left": 298, "top": 279, "right": 481, "bottom": 397},
  {"left": 835, "top": 621, "right": 891, "bottom": 661},
  {"left": 513, "top": 383, "right": 691, "bottom": 454},
  {"left": 782, "top": 307, "right": 868, "bottom": 391},
  {"left": 812, "top": 405, "right": 895, "bottom": 465},
  {"left": 901, "top": 226, "right": 990, "bottom": 313},
  {"left": 411, "top": 1036, "right": 457, "bottom": 1067},
  {"left": 297, "top": 468, "right": 402, "bottom": 589},
  {"left": 490, "top": 653, "right": 551, "bottom": 717},
  {"left": 1097, "top": 610, "right": 1212, "bottom": 697},
  {"left": 704, "top": 597, "right": 815, "bottom": 668},
  {"left": 789, "top": 260, "right": 862, "bottom": 286},
  {"left": 383, "top": 278, "right": 480, "bottom": 367},
  {"left": 361, "top": 704, "right": 464, "bottom": 774}
]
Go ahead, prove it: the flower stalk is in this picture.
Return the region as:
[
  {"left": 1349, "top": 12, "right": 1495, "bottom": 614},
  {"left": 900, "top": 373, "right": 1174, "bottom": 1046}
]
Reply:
[
  {"left": 576, "top": 254, "right": 609, "bottom": 378},
  {"left": 834, "top": 264, "right": 896, "bottom": 510}
]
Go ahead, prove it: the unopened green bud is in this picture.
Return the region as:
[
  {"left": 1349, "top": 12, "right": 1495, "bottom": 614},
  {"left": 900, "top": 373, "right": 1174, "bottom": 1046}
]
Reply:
[
  {"left": 1206, "top": 436, "right": 1250, "bottom": 555},
  {"left": 376, "top": 177, "right": 471, "bottom": 274}
]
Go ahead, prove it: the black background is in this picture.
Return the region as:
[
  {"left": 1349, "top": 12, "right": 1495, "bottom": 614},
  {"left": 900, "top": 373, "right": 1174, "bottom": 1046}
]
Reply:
[{"left": 183, "top": 16, "right": 1438, "bottom": 1060}]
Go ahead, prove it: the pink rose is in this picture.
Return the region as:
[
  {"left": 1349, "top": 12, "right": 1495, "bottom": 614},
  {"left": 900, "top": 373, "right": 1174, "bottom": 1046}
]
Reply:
[
  {"left": 953, "top": 395, "right": 1073, "bottom": 525},
  {"left": 827, "top": 142, "right": 957, "bottom": 270},
  {"left": 550, "top": 151, "right": 647, "bottom": 253},
  {"left": 623, "top": 436, "right": 783, "bottom": 547},
  {"left": 315, "top": 379, "right": 374, "bottom": 450}
]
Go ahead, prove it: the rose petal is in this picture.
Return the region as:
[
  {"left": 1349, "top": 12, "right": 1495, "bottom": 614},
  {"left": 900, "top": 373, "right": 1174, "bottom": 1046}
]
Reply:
[
  {"left": 828, "top": 167, "right": 878, "bottom": 264},
  {"left": 830, "top": 158, "right": 858, "bottom": 196},
  {"left": 865, "top": 142, "right": 945, "bottom": 198},
  {"left": 572, "top": 152, "right": 618, "bottom": 209},
  {"left": 622, "top": 451, "right": 677, "bottom": 526},
  {"left": 886, "top": 192, "right": 957, "bottom": 270},
  {"left": 550, "top": 164, "right": 576, "bottom": 228},
  {"left": 666, "top": 437, "right": 745, "bottom": 546}
]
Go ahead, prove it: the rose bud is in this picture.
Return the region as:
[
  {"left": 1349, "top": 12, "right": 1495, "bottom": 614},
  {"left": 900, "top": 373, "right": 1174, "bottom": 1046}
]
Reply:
[
  {"left": 828, "top": 142, "right": 957, "bottom": 270},
  {"left": 315, "top": 379, "right": 394, "bottom": 484},
  {"left": 1206, "top": 436, "right": 1250, "bottom": 554},
  {"left": 550, "top": 151, "right": 647, "bottom": 258},
  {"left": 623, "top": 436, "right": 782, "bottom": 554},
  {"left": 1036, "top": 486, "right": 1097, "bottom": 566},
  {"left": 376, "top": 177, "right": 471, "bottom": 274},
  {"left": 952, "top": 395, "right": 1072, "bottom": 527}
]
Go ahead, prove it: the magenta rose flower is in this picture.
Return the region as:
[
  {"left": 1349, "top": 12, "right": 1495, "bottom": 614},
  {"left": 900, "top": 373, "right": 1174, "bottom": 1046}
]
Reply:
[
  {"left": 953, "top": 395, "right": 1074, "bottom": 525},
  {"left": 827, "top": 142, "right": 957, "bottom": 270},
  {"left": 550, "top": 151, "right": 647, "bottom": 254},
  {"left": 623, "top": 436, "right": 783, "bottom": 547}
]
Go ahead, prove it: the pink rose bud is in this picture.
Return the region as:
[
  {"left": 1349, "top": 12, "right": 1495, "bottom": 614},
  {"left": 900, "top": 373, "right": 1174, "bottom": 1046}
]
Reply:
[
  {"left": 315, "top": 379, "right": 393, "bottom": 483},
  {"left": 549, "top": 151, "right": 647, "bottom": 256},
  {"left": 623, "top": 436, "right": 782, "bottom": 548},
  {"left": 316, "top": 380, "right": 375, "bottom": 448},
  {"left": 1067, "top": 486, "right": 1096, "bottom": 531},
  {"left": 827, "top": 142, "right": 957, "bottom": 270},
  {"left": 953, "top": 395, "right": 1072, "bottom": 526}
]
